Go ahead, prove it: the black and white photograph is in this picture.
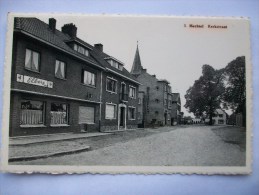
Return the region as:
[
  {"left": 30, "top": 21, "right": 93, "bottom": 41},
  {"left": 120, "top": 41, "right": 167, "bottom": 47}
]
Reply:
[{"left": 1, "top": 14, "right": 251, "bottom": 174}]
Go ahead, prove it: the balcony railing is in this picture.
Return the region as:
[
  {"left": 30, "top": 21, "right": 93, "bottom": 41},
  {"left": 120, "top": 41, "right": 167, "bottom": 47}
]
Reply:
[{"left": 120, "top": 93, "right": 129, "bottom": 101}]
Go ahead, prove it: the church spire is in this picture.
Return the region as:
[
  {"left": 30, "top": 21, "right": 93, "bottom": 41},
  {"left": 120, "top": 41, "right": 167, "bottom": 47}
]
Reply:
[{"left": 131, "top": 42, "right": 143, "bottom": 75}]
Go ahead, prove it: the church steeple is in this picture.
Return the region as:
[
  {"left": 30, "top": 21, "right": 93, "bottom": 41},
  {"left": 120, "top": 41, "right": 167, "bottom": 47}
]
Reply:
[{"left": 131, "top": 42, "right": 143, "bottom": 75}]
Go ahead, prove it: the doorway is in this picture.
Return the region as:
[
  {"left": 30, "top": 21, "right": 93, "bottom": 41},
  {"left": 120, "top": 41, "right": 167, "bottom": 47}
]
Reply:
[{"left": 118, "top": 104, "right": 126, "bottom": 130}]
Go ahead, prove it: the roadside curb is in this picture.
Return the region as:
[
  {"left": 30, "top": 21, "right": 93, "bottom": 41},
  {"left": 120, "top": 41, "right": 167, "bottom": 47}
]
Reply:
[
  {"left": 9, "top": 134, "right": 112, "bottom": 146},
  {"left": 9, "top": 146, "right": 91, "bottom": 162}
]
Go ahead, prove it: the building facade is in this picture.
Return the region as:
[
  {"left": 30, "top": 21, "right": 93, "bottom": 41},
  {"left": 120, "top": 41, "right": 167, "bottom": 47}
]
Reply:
[
  {"left": 205, "top": 108, "right": 227, "bottom": 125},
  {"left": 10, "top": 17, "right": 140, "bottom": 137},
  {"left": 130, "top": 45, "right": 178, "bottom": 127},
  {"left": 171, "top": 93, "right": 182, "bottom": 125}
]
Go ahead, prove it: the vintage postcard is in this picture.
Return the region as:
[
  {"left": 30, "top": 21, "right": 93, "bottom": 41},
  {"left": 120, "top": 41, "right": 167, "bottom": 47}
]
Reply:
[{"left": 0, "top": 13, "right": 252, "bottom": 174}]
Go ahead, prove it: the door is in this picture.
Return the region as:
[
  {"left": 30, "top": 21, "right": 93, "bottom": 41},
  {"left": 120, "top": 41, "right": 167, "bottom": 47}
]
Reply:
[{"left": 120, "top": 107, "right": 125, "bottom": 127}]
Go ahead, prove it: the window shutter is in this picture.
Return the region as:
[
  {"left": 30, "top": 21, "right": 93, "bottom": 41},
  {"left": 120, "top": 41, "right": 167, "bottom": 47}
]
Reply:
[
  {"left": 79, "top": 106, "right": 95, "bottom": 124},
  {"left": 106, "top": 104, "right": 115, "bottom": 119}
]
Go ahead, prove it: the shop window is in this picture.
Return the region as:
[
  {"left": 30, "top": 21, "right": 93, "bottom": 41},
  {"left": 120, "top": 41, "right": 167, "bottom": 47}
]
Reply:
[
  {"left": 50, "top": 103, "right": 68, "bottom": 125},
  {"left": 20, "top": 100, "right": 45, "bottom": 126},
  {"left": 128, "top": 107, "right": 136, "bottom": 120},
  {"left": 105, "top": 104, "right": 117, "bottom": 119},
  {"left": 82, "top": 70, "right": 96, "bottom": 86},
  {"left": 129, "top": 86, "right": 136, "bottom": 99},
  {"left": 106, "top": 77, "right": 117, "bottom": 93},
  {"left": 55, "top": 60, "right": 66, "bottom": 79},
  {"left": 25, "top": 49, "right": 40, "bottom": 72}
]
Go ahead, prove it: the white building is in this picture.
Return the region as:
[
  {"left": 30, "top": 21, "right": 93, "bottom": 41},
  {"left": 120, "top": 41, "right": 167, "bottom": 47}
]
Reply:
[{"left": 205, "top": 109, "right": 227, "bottom": 125}]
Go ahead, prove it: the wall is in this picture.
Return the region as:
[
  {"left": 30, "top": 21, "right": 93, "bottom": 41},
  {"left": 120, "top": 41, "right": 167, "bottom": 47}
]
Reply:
[
  {"left": 100, "top": 71, "right": 139, "bottom": 131},
  {"left": 12, "top": 33, "right": 102, "bottom": 102},
  {"left": 10, "top": 92, "right": 100, "bottom": 136}
]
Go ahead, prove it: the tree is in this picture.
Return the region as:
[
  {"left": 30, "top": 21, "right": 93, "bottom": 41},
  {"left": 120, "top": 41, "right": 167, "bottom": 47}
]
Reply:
[
  {"left": 222, "top": 56, "right": 246, "bottom": 126},
  {"left": 185, "top": 65, "right": 225, "bottom": 125}
]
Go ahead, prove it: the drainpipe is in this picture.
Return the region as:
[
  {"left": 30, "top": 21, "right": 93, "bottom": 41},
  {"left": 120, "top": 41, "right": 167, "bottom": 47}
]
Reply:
[{"left": 99, "top": 71, "right": 103, "bottom": 132}]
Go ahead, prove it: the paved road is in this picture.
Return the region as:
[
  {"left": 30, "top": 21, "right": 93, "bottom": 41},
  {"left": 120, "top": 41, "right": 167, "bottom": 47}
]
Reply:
[{"left": 12, "top": 126, "right": 245, "bottom": 166}]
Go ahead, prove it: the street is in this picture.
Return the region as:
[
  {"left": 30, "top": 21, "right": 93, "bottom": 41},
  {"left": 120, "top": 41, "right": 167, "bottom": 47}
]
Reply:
[{"left": 10, "top": 125, "right": 246, "bottom": 166}]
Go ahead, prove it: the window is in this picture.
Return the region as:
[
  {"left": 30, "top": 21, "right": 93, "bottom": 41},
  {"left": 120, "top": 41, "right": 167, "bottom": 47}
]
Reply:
[
  {"left": 82, "top": 70, "right": 96, "bottom": 86},
  {"left": 138, "top": 98, "right": 141, "bottom": 104},
  {"left": 218, "top": 119, "right": 224, "bottom": 124},
  {"left": 155, "top": 99, "right": 159, "bottom": 103},
  {"left": 129, "top": 86, "right": 136, "bottom": 99},
  {"left": 118, "top": 65, "right": 123, "bottom": 71},
  {"left": 105, "top": 104, "right": 117, "bottom": 119},
  {"left": 137, "top": 112, "right": 141, "bottom": 120},
  {"left": 107, "top": 59, "right": 123, "bottom": 71},
  {"left": 106, "top": 77, "right": 117, "bottom": 93},
  {"left": 50, "top": 103, "right": 68, "bottom": 125},
  {"left": 112, "top": 61, "right": 119, "bottom": 69},
  {"left": 73, "top": 44, "right": 89, "bottom": 56},
  {"left": 219, "top": 114, "right": 223, "bottom": 118},
  {"left": 156, "top": 86, "right": 159, "bottom": 91},
  {"left": 55, "top": 60, "right": 66, "bottom": 79},
  {"left": 168, "top": 100, "right": 171, "bottom": 107},
  {"left": 155, "top": 111, "right": 159, "bottom": 115},
  {"left": 20, "top": 100, "right": 45, "bottom": 126},
  {"left": 25, "top": 49, "right": 40, "bottom": 72},
  {"left": 164, "top": 99, "right": 168, "bottom": 106},
  {"left": 128, "top": 107, "right": 136, "bottom": 120}
]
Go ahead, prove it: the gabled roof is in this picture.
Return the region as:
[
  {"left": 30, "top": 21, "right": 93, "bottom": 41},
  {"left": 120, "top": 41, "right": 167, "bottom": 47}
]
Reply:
[
  {"left": 215, "top": 108, "right": 226, "bottom": 115},
  {"left": 14, "top": 17, "right": 140, "bottom": 85},
  {"left": 14, "top": 17, "right": 102, "bottom": 69},
  {"left": 90, "top": 47, "right": 141, "bottom": 84}
]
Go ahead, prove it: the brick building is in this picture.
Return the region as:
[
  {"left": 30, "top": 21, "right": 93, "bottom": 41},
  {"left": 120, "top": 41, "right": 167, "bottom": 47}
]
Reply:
[
  {"left": 131, "top": 45, "right": 177, "bottom": 127},
  {"left": 10, "top": 17, "right": 140, "bottom": 137},
  {"left": 171, "top": 93, "right": 182, "bottom": 125}
]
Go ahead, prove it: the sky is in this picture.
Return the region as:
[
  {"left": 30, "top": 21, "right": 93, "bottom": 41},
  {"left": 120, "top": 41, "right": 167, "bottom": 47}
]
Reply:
[{"left": 38, "top": 15, "right": 250, "bottom": 117}]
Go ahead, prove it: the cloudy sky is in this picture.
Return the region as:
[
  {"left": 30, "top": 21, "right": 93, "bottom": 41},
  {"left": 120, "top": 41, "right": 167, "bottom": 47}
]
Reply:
[{"left": 39, "top": 15, "right": 250, "bottom": 116}]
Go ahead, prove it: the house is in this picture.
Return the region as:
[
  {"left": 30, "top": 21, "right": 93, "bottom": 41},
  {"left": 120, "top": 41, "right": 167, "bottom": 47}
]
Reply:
[
  {"left": 9, "top": 17, "right": 140, "bottom": 137},
  {"left": 192, "top": 118, "right": 202, "bottom": 124},
  {"left": 130, "top": 45, "right": 175, "bottom": 127},
  {"left": 171, "top": 93, "right": 182, "bottom": 125},
  {"left": 205, "top": 108, "right": 227, "bottom": 125}
]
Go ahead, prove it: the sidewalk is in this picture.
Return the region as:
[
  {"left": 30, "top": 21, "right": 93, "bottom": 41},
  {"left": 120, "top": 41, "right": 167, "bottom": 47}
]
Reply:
[
  {"left": 10, "top": 132, "right": 112, "bottom": 146},
  {"left": 9, "top": 126, "right": 180, "bottom": 163},
  {"left": 9, "top": 132, "right": 112, "bottom": 162}
]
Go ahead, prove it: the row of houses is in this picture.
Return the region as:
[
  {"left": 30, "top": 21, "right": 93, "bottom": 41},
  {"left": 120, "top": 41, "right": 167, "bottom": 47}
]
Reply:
[
  {"left": 10, "top": 17, "right": 142, "bottom": 137},
  {"left": 9, "top": 17, "right": 182, "bottom": 137},
  {"left": 130, "top": 45, "right": 182, "bottom": 127}
]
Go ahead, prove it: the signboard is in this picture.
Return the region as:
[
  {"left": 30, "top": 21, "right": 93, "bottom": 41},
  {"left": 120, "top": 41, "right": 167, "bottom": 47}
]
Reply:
[{"left": 17, "top": 74, "right": 53, "bottom": 88}]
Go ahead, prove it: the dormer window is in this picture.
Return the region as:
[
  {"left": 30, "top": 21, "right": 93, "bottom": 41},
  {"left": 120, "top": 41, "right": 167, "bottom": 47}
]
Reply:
[
  {"left": 105, "top": 57, "right": 124, "bottom": 71},
  {"left": 73, "top": 43, "right": 89, "bottom": 56}
]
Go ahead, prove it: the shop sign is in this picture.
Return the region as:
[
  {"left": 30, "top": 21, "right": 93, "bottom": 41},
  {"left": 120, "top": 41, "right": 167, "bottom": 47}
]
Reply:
[{"left": 17, "top": 74, "right": 53, "bottom": 88}]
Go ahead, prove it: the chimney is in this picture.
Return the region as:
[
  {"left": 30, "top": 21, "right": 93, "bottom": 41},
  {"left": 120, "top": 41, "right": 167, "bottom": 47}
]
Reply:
[
  {"left": 152, "top": 74, "right": 156, "bottom": 78},
  {"left": 61, "top": 23, "right": 77, "bottom": 38},
  {"left": 49, "top": 18, "right": 56, "bottom": 32},
  {"left": 94, "top": 43, "right": 103, "bottom": 52}
]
